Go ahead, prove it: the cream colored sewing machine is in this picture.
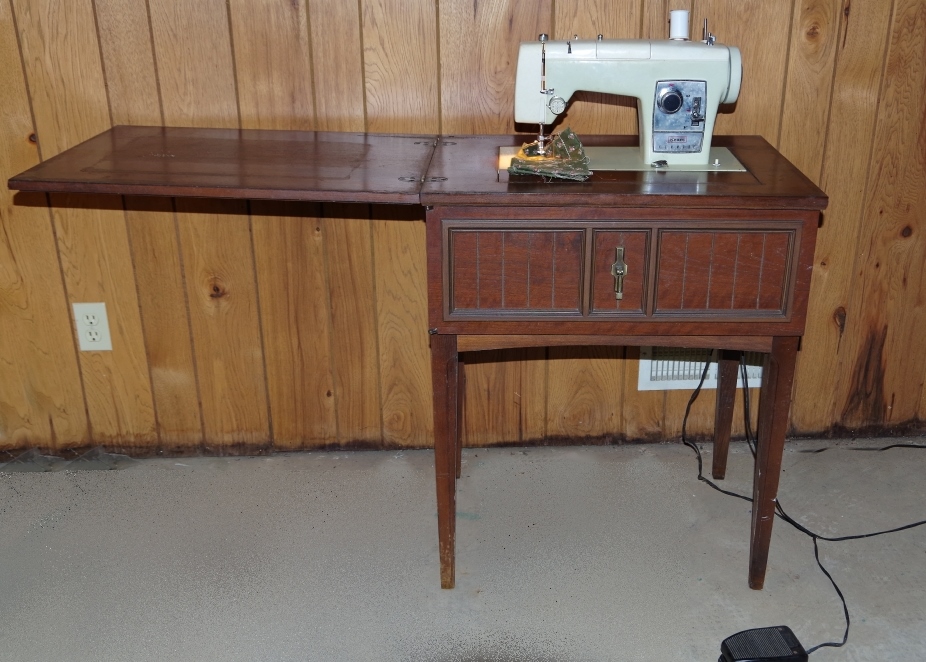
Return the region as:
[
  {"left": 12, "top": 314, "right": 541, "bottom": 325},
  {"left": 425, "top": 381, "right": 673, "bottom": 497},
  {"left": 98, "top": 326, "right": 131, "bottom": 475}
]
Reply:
[{"left": 513, "top": 11, "right": 743, "bottom": 171}]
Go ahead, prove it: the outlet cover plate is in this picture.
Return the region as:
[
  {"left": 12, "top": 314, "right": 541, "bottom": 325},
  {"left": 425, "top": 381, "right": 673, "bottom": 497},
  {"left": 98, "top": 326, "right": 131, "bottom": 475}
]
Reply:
[{"left": 73, "top": 302, "right": 113, "bottom": 351}]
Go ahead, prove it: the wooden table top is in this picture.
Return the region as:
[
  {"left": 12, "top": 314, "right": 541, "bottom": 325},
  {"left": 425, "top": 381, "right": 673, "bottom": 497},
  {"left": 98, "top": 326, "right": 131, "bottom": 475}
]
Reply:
[
  {"left": 8, "top": 128, "right": 826, "bottom": 210},
  {"left": 420, "top": 134, "right": 827, "bottom": 210},
  {"left": 8, "top": 126, "right": 438, "bottom": 204}
]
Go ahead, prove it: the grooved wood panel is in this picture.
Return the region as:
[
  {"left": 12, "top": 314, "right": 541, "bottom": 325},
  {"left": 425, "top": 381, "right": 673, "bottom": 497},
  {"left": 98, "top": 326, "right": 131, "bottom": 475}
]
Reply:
[
  {"left": 374, "top": 205, "right": 431, "bottom": 446},
  {"left": 148, "top": 0, "right": 239, "bottom": 129},
  {"left": 228, "top": 0, "right": 315, "bottom": 131},
  {"left": 695, "top": 0, "right": 793, "bottom": 139},
  {"left": 546, "top": 346, "right": 624, "bottom": 438},
  {"left": 323, "top": 204, "right": 383, "bottom": 444},
  {"left": 176, "top": 198, "right": 270, "bottom": 448},
  {"left": 655, "top": 231, "right": 791, "bottom": 314},
  {"left": 777, "top": 0, "right": 842, "bottom": 181},
  {"left": 790, "top": 0, "right": 895, "bottom": 433},
  {"left": 2, "top": 0, "right": 925, "bottom": 455},
  {"left": 252, "top": 201, "right": 336, "bottom": 448},
  {"left": 93, "top": 0, "right": 163, "bottom": 126},
  {"left": 14, "top": 0, "right": 157, "bottom": 450},
  {"left": 449, "top": 230, "right": 584, "bottom": 313},
  {"left": 307, "top": 0, "right": 365, "bottom": 132},
  {"left": 0, "top": 0, "right": 87, "bottom": 450},
  {"left": 125, "top": 197, "right": 203, "bottom": 450},
  {"left": 361, "top": 0, "right": 438, "bottom": 134},
  {"left": 836, "top": 0, "right": 926, "bottom": 428}
]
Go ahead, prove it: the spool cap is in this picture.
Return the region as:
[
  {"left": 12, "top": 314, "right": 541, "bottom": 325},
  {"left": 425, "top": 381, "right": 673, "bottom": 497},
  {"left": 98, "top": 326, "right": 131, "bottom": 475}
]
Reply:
[{"left": 669, "top": 10, "right": 690, "bottom": 40}]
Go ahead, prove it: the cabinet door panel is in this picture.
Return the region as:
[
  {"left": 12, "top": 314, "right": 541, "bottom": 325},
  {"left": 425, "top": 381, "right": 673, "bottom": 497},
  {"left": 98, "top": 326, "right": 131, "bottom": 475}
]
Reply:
[
  {"left": 449, "top": 229, "right": 583, "bottom": 316},
  {"left": 655, "top": 229, "right": 794, "bottom": 317}
]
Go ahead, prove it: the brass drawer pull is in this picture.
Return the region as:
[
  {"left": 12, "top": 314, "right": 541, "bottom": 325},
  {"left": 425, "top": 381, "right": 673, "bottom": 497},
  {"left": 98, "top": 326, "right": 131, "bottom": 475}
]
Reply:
[{"left": 611, "top": 247, "right": 627, "bottom": 300}]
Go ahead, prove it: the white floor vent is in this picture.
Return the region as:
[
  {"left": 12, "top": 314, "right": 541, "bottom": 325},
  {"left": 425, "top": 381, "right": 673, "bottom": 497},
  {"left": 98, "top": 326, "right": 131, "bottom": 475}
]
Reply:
[{"left": 637, "top": 347, "right": 764, "bottom": 391}]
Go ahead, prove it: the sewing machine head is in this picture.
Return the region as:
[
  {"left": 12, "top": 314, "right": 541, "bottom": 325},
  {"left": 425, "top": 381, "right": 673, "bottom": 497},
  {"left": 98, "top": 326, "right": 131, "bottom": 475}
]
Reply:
[{"left": 514, "top": 11, "right": 741, "bottom": 168}]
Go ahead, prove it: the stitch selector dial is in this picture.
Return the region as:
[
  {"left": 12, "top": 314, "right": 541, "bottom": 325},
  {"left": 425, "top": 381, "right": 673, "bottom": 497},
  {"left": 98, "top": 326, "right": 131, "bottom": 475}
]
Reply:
[{"left": 657, "top": 88, "right": 684, "bottom": 114}]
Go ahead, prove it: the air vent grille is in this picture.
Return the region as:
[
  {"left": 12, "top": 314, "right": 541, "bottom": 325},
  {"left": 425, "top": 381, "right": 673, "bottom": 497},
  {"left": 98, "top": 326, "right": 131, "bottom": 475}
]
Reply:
[{"left": 637, "top": 347, "right": 763, "bottom": 391}]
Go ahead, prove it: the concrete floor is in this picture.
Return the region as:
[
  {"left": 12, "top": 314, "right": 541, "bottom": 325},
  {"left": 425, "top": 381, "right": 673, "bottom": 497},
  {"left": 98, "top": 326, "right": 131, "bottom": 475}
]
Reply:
[{"left": 0, "top": 438, "right": 924, "bottom": 661}]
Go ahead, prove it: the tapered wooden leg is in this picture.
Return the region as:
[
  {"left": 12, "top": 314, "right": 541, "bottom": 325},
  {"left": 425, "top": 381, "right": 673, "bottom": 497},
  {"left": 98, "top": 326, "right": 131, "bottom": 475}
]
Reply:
[
  {"left": 431, "top": 334, "right": 459, "bottom": 589},
  {"left": 749, "top": 336, "right": 799, "bottom": 590},
  {"left": 456, "top": 358, "right": 465, "bottom": 480},
  {"left": 712, "top": 349, "right": 740, "bottom": 479}
]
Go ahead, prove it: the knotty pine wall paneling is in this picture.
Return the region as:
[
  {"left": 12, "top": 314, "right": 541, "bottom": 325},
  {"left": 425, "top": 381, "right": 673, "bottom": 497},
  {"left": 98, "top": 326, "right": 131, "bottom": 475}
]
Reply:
[
  {"left": 96, "top": 0, "right": 203, "bottom": 452},
  {"left": 0, "top": 0, "right": 87, "bottom": 451},
  {"left": 2, "top": 0, "right": 926, "bottom": 457},
  {"left": 13, "top": 0, "right": 157, "bottom": 451},
  {"left": 836, "top": 0, "right": 926, "bottom": 429},
  {"left": 324, "top": 204, "right": 385, "bottom": 445},
  {"left": 790, "top": 0, "right": 896, "bottom": 433},
  {"left": 151, "top": 0, "right": 271, "bottom": 450}
]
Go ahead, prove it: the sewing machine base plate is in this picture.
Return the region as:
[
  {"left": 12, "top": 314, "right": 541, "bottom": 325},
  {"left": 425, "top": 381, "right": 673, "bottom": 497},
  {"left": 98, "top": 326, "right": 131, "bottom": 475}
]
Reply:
[{"left": 498, "top": 145, "right": 746, "bottom": 180}]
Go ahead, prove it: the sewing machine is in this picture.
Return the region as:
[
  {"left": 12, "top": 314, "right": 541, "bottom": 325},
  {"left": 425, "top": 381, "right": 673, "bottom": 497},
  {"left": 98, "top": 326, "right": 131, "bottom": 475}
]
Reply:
[{"left": 513, "top": 12, "right": 742, "bottom": 171}]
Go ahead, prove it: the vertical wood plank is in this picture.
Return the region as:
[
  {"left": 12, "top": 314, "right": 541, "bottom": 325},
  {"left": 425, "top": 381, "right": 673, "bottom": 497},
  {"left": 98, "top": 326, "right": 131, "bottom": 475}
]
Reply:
[
  {"left": 124, "top": 197, "right": 203, "bottom": 451},
  {"left": 373, "top": 205, "right": 432, "bottom": 446},
  {"left": 790, "top": 0, "right": 894, "bottom": 433},
  {"left": 777, "top": 0, "right": 842, "bottom": 180},
  {"left": 95, "top": 0, "right": 203, "bottom": 451},
  {"left": 360, "top": 2, "right": 435, "bottom": 446},
  {"left": 176, "top": 199, "right": 270, "bottom": 449},
  {"left": 148, "top": 0, "right": 239, "bottom": 128},
  {"left": 554, "top": 0, "right": 640, "bottom": 135},
  {"left": 93, "top": 0, "right": 163, "bottom": 125},
  {"left": 361, "top": 0, "right": 439, "bottom": 134},
  {"left": 152, "top": 0, "right": 270, "bottom": 449},
  {"left": 439, "top": 0, "right": 551, "bottom": 134},
  {"left": 0, "top": 0, "right": 87, "bottom": 451},
  {"left": 50, "top": 195, "right": 157, "bottom": 449},
  {"left": 836, "top": 0, "right": 926, "bottom": 427},
  {"left": 228, "top": 0, "right": 315, "bottom": 131},
  {"left": 694, "top": 0, "right": 793, "bottom": 139},
  {"left": 546, "top": 347, "right": 624, "bottom": 440},
  {"left": 252, "top": 201, "right": 336, "bottom": 448},
  {"left": 622, "top": 347, "right": 664, "bottom": 441},
  {"left": 307, "top": 0, "right": 365, "bottom": 132},
  {"left": 324, "top": 205, "right": 383, "bottom": 444},
  {"left": 14, "top": 0, "right": 157, "bottom": 450}
]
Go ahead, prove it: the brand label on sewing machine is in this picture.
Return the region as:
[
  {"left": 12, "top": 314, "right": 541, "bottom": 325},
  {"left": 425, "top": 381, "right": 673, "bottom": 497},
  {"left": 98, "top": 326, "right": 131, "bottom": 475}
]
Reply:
[{"left": 654, "top": 133, "right": 704, "bottom": 152}]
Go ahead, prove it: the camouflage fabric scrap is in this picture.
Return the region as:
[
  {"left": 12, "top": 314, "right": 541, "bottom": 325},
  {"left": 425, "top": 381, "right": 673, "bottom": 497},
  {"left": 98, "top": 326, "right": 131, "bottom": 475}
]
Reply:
[{"left": 507, "top": 127, "right": 592, "bottom": 181}]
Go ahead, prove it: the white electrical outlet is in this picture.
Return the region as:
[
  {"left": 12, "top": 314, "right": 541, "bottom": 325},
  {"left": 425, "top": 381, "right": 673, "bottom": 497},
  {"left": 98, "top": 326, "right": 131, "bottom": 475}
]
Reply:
[{"left": 73, "top": 302, "right": 113, "bottom": 351}]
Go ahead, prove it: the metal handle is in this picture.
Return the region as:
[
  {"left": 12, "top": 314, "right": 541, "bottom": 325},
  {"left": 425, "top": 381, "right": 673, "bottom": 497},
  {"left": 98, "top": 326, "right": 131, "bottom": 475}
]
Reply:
[{"left": 610, "top": 247, "right": 626, "bottom": 300}]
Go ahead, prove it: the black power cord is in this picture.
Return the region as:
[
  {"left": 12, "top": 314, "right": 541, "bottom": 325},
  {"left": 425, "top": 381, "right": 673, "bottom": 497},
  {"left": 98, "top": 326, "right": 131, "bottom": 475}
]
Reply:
[{"left": 680, "top": 350, "right": 926, "bottom": 655}]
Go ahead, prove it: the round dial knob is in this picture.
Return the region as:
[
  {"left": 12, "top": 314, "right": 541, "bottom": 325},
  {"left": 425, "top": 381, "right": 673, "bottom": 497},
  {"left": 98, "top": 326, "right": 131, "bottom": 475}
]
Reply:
[
  {"left": 548, "top": 96, "right": 567, "bottom": 115},
  {"left": 657, "top": 88, "right": 684, "bottom": 114}
]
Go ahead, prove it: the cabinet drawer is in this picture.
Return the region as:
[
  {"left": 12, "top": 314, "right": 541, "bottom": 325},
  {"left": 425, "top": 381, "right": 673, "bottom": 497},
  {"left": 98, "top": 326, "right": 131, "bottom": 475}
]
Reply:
[
  {"left": 589, "top": 230, "right": 649, "bottom": 316},
  {"left": 448, "top": 229, "right": 583, "bottom": 316},
  {"left": 655, "top": 230, "right": 793, "bottom": 316}
]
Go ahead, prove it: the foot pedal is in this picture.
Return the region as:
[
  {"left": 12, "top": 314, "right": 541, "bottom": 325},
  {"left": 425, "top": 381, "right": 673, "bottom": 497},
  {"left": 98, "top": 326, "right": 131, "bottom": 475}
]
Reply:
[{"left": 719, "top": 626, "right": 808, "bottom": 662}]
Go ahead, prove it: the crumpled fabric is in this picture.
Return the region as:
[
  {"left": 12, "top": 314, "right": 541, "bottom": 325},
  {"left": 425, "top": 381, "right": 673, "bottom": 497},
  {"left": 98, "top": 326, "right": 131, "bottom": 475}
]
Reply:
[{"left": 507, "top": 127, "right": 592, "bottom": 181}]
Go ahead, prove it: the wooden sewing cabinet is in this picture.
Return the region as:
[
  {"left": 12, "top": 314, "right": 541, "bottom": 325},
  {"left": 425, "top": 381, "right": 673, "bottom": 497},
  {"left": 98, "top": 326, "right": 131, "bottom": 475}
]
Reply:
[{"left": 420, "top": 134, "right": 826, "bottom": 589}]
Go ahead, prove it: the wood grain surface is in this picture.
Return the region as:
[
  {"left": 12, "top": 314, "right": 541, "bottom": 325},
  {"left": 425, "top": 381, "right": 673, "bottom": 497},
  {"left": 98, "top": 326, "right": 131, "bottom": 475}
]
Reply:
[
  {"left": 835, "top": 0, "right": 926, "bottom": 428},
  {"left": 1, "top": 0, "right": 923, "bottom": 455},
  {"left": 790, "top": 0, "right": 895, "bottom": 433},
  {"left": 229, "top": 0, "right": 316, "bottom": 131},
  {"left": 0, "top": 0, "right": 87, "bottom": 451}
]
